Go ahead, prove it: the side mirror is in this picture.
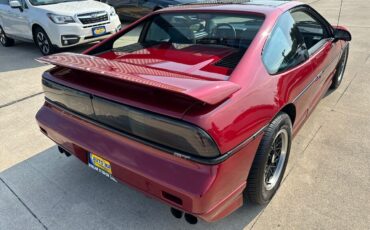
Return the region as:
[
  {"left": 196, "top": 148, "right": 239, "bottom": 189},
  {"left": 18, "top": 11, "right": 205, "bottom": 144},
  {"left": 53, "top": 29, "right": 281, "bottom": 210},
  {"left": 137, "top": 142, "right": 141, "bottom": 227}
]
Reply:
[
  {"left": 333, "top": 28, "right": 352, "bottom": 42},
  {"left": 9, "top": 0, "right": 22, "bottom": 10}
]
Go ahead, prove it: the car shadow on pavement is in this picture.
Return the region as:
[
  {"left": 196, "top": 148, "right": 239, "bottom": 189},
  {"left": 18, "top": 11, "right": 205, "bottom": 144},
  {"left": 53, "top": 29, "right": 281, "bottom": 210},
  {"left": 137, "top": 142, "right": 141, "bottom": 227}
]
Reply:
[
  {"left": 0, "top": 41, "right": 95, "bottom": 73},
  {"left": 0, "top": 146, "right": 264, "bottom": 230}
]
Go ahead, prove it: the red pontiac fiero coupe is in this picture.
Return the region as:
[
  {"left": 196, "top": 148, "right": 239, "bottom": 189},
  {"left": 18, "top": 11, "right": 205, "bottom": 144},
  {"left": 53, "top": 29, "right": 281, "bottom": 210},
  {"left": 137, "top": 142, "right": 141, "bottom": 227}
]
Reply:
[{"left": 36, "top": 0, "right": 351, "bottom": 224}]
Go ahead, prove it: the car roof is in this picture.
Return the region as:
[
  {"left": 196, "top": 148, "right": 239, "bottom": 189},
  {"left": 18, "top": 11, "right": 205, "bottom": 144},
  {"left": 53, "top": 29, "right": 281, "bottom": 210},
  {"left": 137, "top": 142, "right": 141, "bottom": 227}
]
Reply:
[{"left": 160, "top": 0, "right": 303, "bottom": 16}]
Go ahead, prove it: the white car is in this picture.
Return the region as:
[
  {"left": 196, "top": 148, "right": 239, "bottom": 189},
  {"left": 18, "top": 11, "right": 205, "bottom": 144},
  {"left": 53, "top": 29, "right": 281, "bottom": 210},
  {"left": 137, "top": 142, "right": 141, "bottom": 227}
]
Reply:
[{"left": 0, "top": 0, "right": 121, "bottom": 55}]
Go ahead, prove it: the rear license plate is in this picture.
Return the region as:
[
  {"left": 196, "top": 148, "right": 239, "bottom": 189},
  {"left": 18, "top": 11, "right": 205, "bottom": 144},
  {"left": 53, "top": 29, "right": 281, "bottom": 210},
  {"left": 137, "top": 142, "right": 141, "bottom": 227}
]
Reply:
[
  {"left": 88, "top": 153, "right": 117, "bottom": 182},
  {"left": 92, "top": 26, "right": 106, "bottom": 37}
]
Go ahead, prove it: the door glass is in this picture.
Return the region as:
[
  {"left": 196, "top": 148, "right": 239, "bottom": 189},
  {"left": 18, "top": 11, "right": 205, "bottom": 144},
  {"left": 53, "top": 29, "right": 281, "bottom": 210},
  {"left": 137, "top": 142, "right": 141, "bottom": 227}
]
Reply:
[
  {"left": 262, "top": 12, "right": 307, "bottom": 74},
  {"left": 291, "top": 10, "right": 328, "bottom": 53}
]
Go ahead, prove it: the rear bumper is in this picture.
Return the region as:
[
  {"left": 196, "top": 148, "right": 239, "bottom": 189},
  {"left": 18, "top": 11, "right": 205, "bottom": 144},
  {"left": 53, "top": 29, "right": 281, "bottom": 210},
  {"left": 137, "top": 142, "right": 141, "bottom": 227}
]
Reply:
[{"left": 36, "top": 102, "right": 261, "bottom": 222}]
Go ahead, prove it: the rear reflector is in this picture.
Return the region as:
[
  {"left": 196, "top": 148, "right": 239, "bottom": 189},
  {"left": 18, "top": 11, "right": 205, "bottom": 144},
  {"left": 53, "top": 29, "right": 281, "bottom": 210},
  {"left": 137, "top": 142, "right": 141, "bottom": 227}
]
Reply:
[{"left": 162, "top": 191, "right": 183, "bottom": 206}]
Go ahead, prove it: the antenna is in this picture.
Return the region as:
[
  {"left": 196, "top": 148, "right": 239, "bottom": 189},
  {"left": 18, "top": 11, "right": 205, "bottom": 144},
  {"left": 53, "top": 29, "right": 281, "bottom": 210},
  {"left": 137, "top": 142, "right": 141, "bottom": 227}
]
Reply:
[{"left": 336, "top": 0, "right": 344, "bottom": 26}]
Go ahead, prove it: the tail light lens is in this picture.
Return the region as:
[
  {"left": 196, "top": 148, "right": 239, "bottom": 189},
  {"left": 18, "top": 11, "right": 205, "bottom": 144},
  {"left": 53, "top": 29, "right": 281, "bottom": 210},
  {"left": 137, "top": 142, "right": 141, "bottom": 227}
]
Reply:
[
  {"left": 92, "top": 97, "right": 220, "bottom": 158},
  {"left": 43, "top": 79, "right": 220, "bottom": 158}
]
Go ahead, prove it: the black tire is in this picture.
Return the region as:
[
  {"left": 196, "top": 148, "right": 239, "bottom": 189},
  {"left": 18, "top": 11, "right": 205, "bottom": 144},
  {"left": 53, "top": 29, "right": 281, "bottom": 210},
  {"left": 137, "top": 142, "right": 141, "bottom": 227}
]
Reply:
[
  {"left": 246, "top": 113, "right": 292, "bottom": 204},
  {"left": 34, "top": 27, "right": 56, "bottom": 55},
  {"left": 0, "top": 25, "right": 15, "bottom": 47},
  {"left": 330, "top": 45, "right": 349, "bottom": 89}
]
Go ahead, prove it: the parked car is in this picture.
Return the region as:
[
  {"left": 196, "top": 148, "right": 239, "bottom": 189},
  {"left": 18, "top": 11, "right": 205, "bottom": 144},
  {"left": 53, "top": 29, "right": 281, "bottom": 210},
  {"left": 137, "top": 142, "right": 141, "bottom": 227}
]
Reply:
[
  {"left": 104, "top": 0, "right": 197, "bottom": 21},
  {"left": 0, "top": 0, "right": 121, "bottom": 55},
  {"left": 35, "top": 0, "right": 351, "bottom": 224}
]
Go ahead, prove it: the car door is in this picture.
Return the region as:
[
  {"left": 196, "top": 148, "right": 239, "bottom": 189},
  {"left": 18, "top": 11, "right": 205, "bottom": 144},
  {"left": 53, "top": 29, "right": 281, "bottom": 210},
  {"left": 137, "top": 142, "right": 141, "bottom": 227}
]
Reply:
[
  {"left": 262, "top": 11, "right": 319, "bottom": 131},
  {"left": 113, "top": 0, "right": 156, "bottom": 20},
  {"left": 0, "top": 0, "right": 14, "bottom": 35},
  {"left": 291, "top": 7, "right": 341, "bottom": 112},
  {"left": 4, "top": 0, "right": 30, "bottom": 39},
  {"left": 137, "top": 0, "right": 156, "bottom": 17},
  {"left": 112, "top": 0, "right": 139, "bottom": 19}
]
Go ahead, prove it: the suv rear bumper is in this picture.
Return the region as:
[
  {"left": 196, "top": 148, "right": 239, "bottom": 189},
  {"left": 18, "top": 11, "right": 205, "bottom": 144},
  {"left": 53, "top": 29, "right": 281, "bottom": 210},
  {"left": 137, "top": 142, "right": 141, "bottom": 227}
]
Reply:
[{"left": 36, "top": 102, "right": 261, "bottom": 222}]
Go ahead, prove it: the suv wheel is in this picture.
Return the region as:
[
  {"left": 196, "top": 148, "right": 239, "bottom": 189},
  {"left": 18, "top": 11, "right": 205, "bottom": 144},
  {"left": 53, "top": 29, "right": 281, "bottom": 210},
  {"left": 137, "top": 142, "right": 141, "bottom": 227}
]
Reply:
[
  {"left": 34, "top": 27, "right": 56, "bottom": 55},
  {"left": 246, "top": 113, "right": 292, "bottom": 204},
  {"left": 0, "top": 26, "right": 15, "bottom": 47}
]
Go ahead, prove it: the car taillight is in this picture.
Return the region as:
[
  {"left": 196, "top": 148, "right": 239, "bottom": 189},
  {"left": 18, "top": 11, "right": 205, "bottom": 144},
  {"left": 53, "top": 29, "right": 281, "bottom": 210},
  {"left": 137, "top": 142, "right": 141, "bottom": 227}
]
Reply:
[
  {"left": 43, "top": 79, "right": 220, "bottom": 158},
  {"left": 92, "top": 97, "right": 220, "bottom": 158}
]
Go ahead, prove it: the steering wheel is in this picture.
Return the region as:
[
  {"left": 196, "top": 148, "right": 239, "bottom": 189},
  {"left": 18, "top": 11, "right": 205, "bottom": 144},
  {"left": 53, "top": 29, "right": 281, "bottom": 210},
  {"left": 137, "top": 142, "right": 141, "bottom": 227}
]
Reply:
[{"left": 213, "top": 23, "right": 236, "bottom": 40}]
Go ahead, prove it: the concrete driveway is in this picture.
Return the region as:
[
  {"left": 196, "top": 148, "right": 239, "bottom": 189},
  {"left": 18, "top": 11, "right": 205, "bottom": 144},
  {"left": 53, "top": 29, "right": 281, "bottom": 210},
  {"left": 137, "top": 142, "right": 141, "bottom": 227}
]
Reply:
[{"left": 0, "top": 0, "right": 369, "bottom": 229}]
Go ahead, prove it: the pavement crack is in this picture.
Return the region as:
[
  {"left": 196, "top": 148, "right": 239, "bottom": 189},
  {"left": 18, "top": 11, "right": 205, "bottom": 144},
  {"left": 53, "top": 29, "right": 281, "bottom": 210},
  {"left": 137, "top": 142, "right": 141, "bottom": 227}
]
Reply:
[
  {"left": 0, "top": 177, "right": 48, "bottom": 230},
  {"left": 282, "top": 125, "right": 323, "bottom": 184},
  {"left": 365, "top": 54, "right": 370, "bottom": 64},
  {"left": 249, "top": 207, "right": 267, "bottom": 230},
  {"left": 334, "top": 72, "right": 358, "bottom": 106},
  {"left": 0, "top": 92, "right": 43, "bottom": 109}
]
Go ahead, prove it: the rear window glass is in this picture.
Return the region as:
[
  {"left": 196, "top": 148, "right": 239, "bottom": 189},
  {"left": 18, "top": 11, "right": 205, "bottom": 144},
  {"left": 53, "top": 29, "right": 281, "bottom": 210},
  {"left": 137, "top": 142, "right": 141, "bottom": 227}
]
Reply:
[
  {"left": 111, "top": 12, "right": 264, "bottom": 70},
  {"left": 144, "top": 13, "right": 264, "bottom": 50}
]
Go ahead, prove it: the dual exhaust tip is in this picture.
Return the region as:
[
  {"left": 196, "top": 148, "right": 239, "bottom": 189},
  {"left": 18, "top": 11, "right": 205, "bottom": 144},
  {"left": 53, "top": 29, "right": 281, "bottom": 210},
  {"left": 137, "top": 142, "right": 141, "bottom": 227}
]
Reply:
[
  {"left": 58, "top": 146, "right": 71, "bottom": 157},
  {"left": 170, "top": 208, "right": 198, "bottom": 225}
]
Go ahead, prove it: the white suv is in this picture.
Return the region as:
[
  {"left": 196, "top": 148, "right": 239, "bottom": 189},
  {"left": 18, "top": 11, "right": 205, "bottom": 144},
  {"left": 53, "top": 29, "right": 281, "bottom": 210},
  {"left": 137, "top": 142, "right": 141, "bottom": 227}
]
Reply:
[{"left": 0, "top": 0, "right": 121, "bottom": 55}]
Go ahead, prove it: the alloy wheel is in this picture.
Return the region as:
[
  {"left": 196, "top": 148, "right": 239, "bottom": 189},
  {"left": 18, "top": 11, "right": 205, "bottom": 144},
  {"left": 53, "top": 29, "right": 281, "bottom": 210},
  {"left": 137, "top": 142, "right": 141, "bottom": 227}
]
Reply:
[
  {"left": 264, "top": 129, "right": 288, "bottom": 191},
  {"left": 0, "top": 27, "right": 6, "bottom": 45},
  {"left": 37, "top": 32, "right": 50, "bottom": 55}
]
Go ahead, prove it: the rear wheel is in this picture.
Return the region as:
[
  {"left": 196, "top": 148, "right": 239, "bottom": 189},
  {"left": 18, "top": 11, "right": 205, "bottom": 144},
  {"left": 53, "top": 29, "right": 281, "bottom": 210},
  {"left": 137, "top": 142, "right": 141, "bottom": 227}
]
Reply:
[
  {"left": 34, "top": 27, "right": 56, "bottom": 55},
  {"left": 246, "top": 113, "right": 292, "bottom": 204},
  {"left": 330, "top": 45, "right": 349, "bottom": 89},
  {"left": 0, "top": 26, "right": 15, "bottom": 47}
]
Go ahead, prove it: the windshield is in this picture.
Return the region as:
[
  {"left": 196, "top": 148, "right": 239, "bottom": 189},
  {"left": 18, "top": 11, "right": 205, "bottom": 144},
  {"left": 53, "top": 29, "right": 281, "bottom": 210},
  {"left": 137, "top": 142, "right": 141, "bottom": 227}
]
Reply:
[{"left": 29, "top": 0, "right": 86, "bottom": 6}]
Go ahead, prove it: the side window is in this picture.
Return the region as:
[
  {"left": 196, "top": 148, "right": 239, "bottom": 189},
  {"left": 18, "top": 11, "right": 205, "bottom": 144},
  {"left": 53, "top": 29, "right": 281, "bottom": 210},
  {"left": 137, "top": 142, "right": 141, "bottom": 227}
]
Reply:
[
  {"left": 291, "top": 10, "right": 328, "bottom": 53},
  {"left": 145, "top": 16, "right": 172, "bottom": 43},
  {"left": 144, "top": 15, "right": 196, "bottom": 44},
  {"left": 262, "top": 12, "right": 308, "bottom": 75},
  {"left": 113, "top": 23, "right": 144, "bottom": 49},
  {"left": 0, "top": 0, "right": 9, "bottom": 4}
]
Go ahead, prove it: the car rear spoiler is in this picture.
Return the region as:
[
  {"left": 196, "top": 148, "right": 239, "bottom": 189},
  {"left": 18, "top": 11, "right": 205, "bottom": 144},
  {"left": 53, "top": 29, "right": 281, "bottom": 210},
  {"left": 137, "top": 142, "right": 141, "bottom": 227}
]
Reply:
[{"left": 36, "top": 53, "right": 241, "bottom": 105}]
